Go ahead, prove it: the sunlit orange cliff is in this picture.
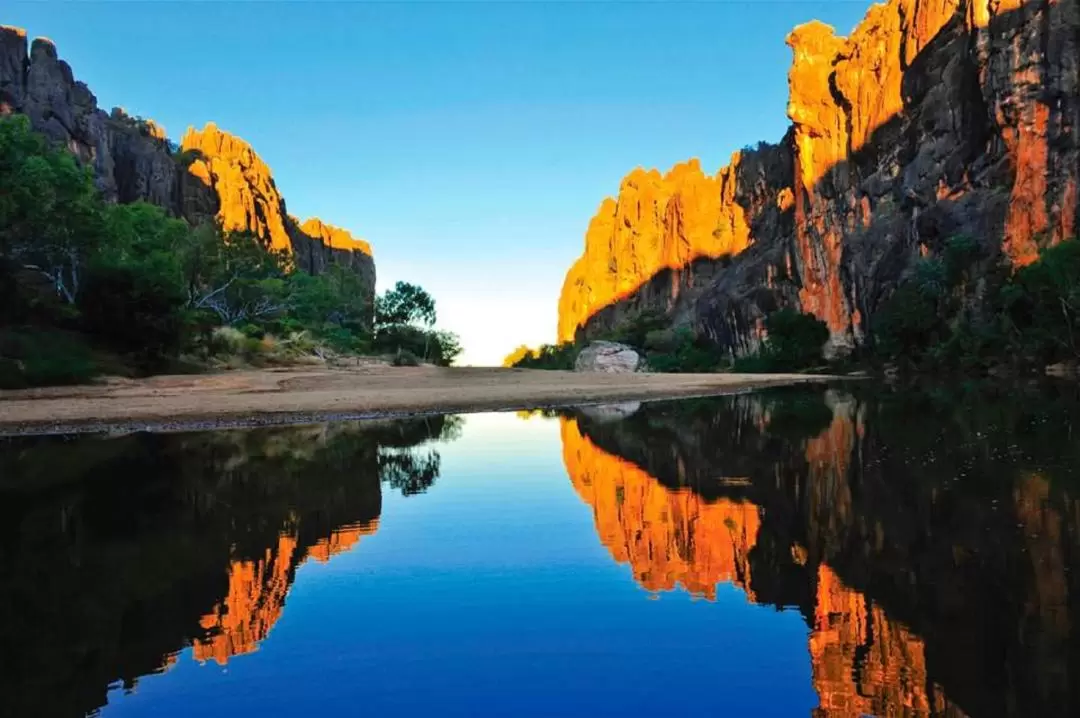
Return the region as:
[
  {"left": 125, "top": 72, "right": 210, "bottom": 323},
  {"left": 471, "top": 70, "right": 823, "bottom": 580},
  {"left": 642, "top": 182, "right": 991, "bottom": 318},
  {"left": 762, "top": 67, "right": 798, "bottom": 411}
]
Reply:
[
  {"left": 0, "top": 26, "right": 375, "bottom": 323},
  {"left": 559, "top": 0, "right": 1079, "bottom": 356}
]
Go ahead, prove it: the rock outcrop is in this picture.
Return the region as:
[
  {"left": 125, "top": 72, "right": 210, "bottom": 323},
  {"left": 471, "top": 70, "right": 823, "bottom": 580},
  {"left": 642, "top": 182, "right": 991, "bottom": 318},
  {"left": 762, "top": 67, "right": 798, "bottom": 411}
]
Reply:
[
  {"left": 558, "top": 0, "right": 1080, "bottom": 357},
  {"left": 573, "top": 340, "right": 644, "bottom": 373},
  {"left": 0, "top": 25, "right": 375, "bottom": 319}
]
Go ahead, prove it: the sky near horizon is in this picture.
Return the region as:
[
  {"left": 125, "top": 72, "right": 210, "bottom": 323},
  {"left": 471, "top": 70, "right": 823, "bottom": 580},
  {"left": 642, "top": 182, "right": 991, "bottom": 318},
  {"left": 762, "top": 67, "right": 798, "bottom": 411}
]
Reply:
[{"left": 7, "top": 1, "right": 869, "bottom": 365}]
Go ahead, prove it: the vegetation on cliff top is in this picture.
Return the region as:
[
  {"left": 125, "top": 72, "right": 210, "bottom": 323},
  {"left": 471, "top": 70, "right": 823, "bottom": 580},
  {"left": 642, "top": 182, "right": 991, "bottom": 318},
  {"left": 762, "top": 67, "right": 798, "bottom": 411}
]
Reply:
[{"left": 0, "top": 115, "right": 459, "bottom": 387}]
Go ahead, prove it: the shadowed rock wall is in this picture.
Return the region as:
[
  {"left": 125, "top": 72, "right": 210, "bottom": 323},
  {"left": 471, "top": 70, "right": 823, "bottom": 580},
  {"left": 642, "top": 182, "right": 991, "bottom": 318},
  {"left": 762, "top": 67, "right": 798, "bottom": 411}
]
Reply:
[{"left": 559, "top": 0, "right": 1080, "bottom": 357}]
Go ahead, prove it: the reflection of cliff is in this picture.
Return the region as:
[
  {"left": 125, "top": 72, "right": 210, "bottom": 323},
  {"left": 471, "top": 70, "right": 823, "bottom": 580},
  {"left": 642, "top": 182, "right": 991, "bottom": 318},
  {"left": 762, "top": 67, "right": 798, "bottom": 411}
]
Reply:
[
  {"left": 562, "top": 384, "right": 1080, "bottom": 717},
  {"left": 561, "top": 418, "right": 759, "bottom": 599},
  {"left": 193, "top": 520, "right": 378, "bottom": 665},
  {"left": 810, "top": 564, "right": 955, "bottom": 718},
  {"left": 0, "top": 416, "right": 452, "bottom": 718}
]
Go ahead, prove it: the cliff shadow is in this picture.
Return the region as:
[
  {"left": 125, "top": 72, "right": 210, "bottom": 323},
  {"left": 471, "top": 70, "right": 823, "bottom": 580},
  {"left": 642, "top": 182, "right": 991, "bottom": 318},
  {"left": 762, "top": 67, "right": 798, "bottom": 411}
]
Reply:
[{"left": 566, "top": 1, "right": 1076, "bottom": 356}]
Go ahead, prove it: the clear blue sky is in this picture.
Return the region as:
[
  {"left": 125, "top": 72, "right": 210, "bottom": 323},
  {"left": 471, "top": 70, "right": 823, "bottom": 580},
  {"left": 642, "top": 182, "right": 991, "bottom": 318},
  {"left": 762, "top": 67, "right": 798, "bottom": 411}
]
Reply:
[{"left": 8, "top": 1, "right": 869, "bottom": 365}]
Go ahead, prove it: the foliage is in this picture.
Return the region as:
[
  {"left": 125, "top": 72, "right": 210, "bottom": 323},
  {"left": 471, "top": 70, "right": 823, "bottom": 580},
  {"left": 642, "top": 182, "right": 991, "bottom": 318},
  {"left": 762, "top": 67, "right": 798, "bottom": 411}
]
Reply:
[
  {"left": 508, "top": 342, "right": 578, "bottom": 370},
  {"left": 372, "top": 282, "right": 460, "bottom": 366},
  {"left": 603, "top": 309, "right": 668, "bottom": 349},
  {"left": 643, "top": 326, "right": 724, "bottom": 373},
  {"left": 0, "top": 114, "right": 457, "bottom": 384},
  {"left": 0, "top": 114, "right": 106, "bottom": 304},
  {"left": 733, "top": 309, "right": 828, "bottom": 373},
  {"left": 376, "top": 281, "right": 436, "bottom": 329},
  {"left": 0, "top": 327, "right": 105, "bottom": 389},
  {"left": 503, "top": 344, "right": 539, "bottom": 367},
  {"left": 391, "top": 349, "right": 421, "bottom": 367},
  {"left": 1002, "top": 240, "right": 1080, "bottom": 365},
  {"left": 77, "top": 264, "right": 188, "bottom": 369},
  {"left": 870, "top": 234, "right": 1080, "bottom": 373}
]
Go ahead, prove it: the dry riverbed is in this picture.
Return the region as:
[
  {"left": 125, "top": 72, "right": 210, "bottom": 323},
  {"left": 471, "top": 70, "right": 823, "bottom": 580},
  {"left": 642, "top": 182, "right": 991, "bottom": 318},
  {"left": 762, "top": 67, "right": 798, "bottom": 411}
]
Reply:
[{"left": 0, "top": 365, "right": 837, "bottom": 435}]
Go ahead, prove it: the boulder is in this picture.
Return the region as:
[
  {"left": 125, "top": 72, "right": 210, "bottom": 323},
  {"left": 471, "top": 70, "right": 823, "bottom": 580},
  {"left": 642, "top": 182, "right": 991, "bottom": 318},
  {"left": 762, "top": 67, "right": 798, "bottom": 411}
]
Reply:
[{"left": 574, "top": 341, "right": 643, "bottom": 374}]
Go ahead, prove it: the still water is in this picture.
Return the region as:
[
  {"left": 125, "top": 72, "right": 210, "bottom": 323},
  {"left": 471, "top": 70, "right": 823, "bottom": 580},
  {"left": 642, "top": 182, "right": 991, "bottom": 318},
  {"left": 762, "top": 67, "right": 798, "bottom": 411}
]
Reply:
[{"left": 2, "top": 384, "right": 1079, "bottom": 717}]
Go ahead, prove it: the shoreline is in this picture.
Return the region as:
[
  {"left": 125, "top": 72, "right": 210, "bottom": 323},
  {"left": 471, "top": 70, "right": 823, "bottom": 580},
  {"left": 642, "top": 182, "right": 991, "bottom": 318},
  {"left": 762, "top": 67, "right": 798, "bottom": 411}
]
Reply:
[{"left": 0, "top": 365, "right": 840, "bottom": 436}]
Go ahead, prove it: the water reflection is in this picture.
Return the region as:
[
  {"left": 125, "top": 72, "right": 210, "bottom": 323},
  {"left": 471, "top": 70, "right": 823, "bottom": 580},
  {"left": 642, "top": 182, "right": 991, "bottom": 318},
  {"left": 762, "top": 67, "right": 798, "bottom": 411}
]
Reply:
[
  {"left": 0, "top": 416, "right": 458, "bottom": 718},
  {"left": 563, "top": 384, "right": 1080, "bottom": 717},
  {"left": 2, "top": 384, "right": 1080, "bottom": 717}
]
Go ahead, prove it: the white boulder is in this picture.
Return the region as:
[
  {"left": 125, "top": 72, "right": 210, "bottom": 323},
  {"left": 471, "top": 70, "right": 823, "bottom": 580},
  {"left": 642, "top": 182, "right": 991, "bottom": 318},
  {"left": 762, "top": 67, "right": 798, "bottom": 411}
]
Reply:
[{"left": 574, "top": 341, "right": 643, "bottom": 374}]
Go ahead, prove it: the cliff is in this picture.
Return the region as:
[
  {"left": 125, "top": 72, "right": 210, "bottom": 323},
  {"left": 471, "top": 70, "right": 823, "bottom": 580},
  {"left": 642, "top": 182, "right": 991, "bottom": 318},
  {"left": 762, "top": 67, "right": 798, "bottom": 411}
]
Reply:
[
  {"left": 558, "top": 0, "right": 1080, "bottom": 356},
  {"left": 0, "top": 25, "right": 374, "bottom": 317}
]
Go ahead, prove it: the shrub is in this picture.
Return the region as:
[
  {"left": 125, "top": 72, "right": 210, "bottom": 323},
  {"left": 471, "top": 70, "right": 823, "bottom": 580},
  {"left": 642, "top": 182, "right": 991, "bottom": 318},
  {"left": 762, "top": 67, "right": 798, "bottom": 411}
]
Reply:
[
  {"left": 77, "top": 264, "right": 187, "bottom": 369},
  {"left": 644, "top": 326, "right": 723, "bottom": 373},
  {"left": 208, "top": 326, "right": 247, "bottom": 355},
  {"left": 392, "top": 349, "right": 421, "bottom": 367},
  {"left": 0, "top": 328, "right": 102, "bottom": 388},
  {"left": 509, "top": 342, "right": 578, "bottom": 370},
  {"left": 732, "top": 309, "right": 828, "bottom": 373},
  {"left": 763, "top": 308, "right": 829, "bottom": 369}
]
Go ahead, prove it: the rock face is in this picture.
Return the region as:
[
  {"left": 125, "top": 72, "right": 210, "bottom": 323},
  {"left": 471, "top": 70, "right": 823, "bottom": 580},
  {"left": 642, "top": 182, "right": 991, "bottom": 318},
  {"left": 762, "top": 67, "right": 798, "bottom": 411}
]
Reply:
[
  {"left": 573, "top": 340, "right": 644, "bottom": 373},
  {"left": 180, "top": 125, "right": 376, "bottom": 319},
  {"left": 0, "top": 25, "right": 375, "bottom": 319},
  {"left": 559, "top": 0, "right": 1080, "bottom": 357}
]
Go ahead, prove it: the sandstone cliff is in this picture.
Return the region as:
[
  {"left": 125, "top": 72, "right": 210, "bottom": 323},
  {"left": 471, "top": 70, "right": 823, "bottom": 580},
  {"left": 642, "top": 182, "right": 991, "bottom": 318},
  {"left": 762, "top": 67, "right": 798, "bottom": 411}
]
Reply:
[
  {"left": 559, "top": 0, "right": 1080, "bottom": 356},
  {"left": 0, "top": 25, "right": 374, "bottom": 318}
]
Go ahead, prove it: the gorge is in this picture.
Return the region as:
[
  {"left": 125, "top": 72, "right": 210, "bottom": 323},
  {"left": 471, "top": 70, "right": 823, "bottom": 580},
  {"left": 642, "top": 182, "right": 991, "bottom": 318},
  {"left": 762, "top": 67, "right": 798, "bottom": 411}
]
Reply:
[
  {"left": 558, "top": 0, "right": 1080, "bottom": 360},
  {"left": 0, "top": 25, "right": 375, "bottom": 316}
]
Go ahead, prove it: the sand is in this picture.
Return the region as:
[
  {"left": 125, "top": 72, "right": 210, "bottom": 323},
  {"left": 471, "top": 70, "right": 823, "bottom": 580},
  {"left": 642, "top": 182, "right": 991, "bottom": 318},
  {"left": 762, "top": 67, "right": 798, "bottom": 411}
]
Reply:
[{"left": 0, "top": 365, "right": 836, "bottom": 434}]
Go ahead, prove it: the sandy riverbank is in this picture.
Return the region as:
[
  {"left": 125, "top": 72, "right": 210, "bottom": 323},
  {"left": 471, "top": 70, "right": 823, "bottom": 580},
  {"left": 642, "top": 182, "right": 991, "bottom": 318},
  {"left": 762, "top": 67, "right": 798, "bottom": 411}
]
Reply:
[{"left": 0, "top": 365, "right": 838, "bottom": 434}]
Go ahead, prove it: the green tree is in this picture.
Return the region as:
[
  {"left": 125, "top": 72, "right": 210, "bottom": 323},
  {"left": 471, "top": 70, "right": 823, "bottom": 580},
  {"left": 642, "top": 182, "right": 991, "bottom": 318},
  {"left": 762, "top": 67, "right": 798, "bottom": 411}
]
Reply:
[
  {"left": 376, "top": 281, "right": 436, "bottom": 328},
  {"left": 0, "top": 115, "right": 106, "bottom": 303},
  {"left": 1003, "top": 240, "right": 1080, "bottom": 363}
]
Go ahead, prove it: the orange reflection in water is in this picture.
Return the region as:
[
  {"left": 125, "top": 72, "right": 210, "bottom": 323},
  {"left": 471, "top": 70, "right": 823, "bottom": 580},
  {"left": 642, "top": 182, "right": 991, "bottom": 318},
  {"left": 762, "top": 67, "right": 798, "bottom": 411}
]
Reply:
[
  {"left": 193, "top": 522, "right": 377, "bottom": 665},
  {"left": 561, "top": 417, "right": 759, "bottom": 600}
]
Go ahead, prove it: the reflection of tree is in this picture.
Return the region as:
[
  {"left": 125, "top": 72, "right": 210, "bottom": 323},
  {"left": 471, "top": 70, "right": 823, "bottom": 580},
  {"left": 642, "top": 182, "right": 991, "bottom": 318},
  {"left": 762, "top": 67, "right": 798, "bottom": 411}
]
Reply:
[
  {"left": 0, "top": 413, "right": 457, "bottom": 718},
  {"left": 378, "top": 447, "right": 441, "bottom": 496}
]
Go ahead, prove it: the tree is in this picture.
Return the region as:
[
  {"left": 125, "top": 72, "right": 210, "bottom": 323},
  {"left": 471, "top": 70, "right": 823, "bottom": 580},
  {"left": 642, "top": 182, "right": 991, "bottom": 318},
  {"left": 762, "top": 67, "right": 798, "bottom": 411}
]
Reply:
[
  {"left": 376, "top": 281, "right": 436, "bottom": 328},
  {"left": 0, "top": 115, "right": 106, "bottom": 303},
  {"left": 1004, "top": 240, "right": 1080, "bottom": 363}
]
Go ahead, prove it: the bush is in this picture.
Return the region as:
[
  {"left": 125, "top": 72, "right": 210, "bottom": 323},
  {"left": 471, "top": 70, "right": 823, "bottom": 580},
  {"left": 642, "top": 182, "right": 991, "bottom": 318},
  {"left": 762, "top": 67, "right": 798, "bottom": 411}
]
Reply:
[
  {"left": 209, "top": 326, "right": 247, "bottom": 355},
  {"left": 763, "top": 308, "right": 829, "bottom": 369},
  {"left": 508, "top": 342, "right": 578, "bottom": 370},
  {"left": 732, "top": 309, "right": 828, "bottom": 373},
  {"left": 392, "top": 349, "right": 421, "bottom": 367},
  {"left": 644, "top": 326, "right": 724, "bottom": 373},
  {"left": 0, "top": 328, "right": 102, "bottom": 388},
  {"left": 77, "top": 264, "right": 187, "bottom": 369}
]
